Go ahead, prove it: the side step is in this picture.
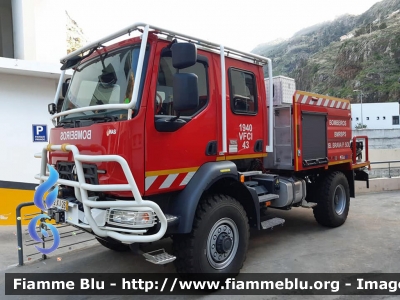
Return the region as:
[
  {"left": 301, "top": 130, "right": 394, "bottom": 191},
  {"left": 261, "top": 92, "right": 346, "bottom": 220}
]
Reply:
[
  {"left": 143, "top": 249, "right": 176, "bottom": 265},
  {"left": 259, "top": 194, "right": 279, "bottom": 203},
  {"left": 261, "top": 217, "right": 285, "bottom": 230},
  {"left": 301, "top": 199, "right": 317, "bottom": 208},
  {"left": 239, "top": 171, "right": 262, "bottom": 177}
]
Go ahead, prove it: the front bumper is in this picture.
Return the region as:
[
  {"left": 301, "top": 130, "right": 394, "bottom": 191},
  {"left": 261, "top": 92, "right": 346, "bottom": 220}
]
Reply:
[{"left": 35, "top": 144, "right": 168, "bottom": 244}]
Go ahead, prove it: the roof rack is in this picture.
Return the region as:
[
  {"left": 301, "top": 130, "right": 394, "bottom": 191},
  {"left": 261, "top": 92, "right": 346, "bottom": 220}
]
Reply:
[
  {"left": 60, "top": 22, "right": 271, "bottom": 66},
  {"left": 57, "top": 22, "right": 274, "bottom": 154}
]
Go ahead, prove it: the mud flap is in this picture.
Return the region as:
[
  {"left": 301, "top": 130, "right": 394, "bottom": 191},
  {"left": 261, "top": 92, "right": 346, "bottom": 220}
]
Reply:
[{"left": 355, "top": 170, "right": 369, "bottom": 188}]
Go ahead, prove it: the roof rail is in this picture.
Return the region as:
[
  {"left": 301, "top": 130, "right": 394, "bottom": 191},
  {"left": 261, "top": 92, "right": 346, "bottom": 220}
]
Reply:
[
  {"left": 58, "top": 22, "right": 274, "bottom": 154},
  {"left": 61, "top": 22, "right": 271, "bottom": 65}
]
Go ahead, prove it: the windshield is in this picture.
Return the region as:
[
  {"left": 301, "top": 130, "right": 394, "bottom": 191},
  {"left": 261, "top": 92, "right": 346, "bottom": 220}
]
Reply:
[{"left": 61, "top": 45, "right": 149, "bottom": 121}]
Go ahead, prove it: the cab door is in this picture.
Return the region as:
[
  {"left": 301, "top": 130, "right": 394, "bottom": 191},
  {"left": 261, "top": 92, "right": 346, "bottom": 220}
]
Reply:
[
  {"left": 223, "top": 60, "right": 266, "bottom": 159},
  {"left": 144, "top": 42, "right": 217, "bottom": 195}
]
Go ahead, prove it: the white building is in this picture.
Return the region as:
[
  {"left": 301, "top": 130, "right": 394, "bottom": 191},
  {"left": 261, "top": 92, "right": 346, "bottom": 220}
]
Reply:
[
  {"left": 351, "top": 102, "right": 400, "bottom": 130},
  {"left": 0, "top": 0, "right": 73, "bottom": 186},
  {"left": 0, "top": 0, "right": 75, "bottom": 224}
]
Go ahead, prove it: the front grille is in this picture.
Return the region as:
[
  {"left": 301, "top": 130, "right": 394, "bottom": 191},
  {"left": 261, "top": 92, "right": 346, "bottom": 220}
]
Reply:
[{"left": 56, "top": 161, "right": 99, "bottom": 185}]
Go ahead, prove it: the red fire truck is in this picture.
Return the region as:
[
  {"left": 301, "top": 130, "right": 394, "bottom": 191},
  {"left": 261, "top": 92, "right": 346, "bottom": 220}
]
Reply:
[{"left": 38, "top": 23, "right": 370, "bottom": 274}]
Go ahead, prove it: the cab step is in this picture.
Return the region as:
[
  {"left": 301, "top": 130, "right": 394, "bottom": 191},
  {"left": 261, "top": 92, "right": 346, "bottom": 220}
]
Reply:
[
  {"left": 259, "top": 194, "right": 279, "bottom": 203},
  {"left": 244, "top": 181, "right": 258, "bottom": 187},
  {"left": 238, "top": 171, "right": 262, "bottom": 177},
  {"left": 143, "top": 249, "right": 176, "bottom": 265},
  {"left": 261, "top": 217, "right": 285, "bottom": 230}
]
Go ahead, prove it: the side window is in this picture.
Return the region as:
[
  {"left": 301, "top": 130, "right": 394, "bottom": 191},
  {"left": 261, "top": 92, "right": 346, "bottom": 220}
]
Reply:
[
  {"left": 155, "top": 56, "right": 208, "bottom": 117},
  {"left": 229, "top": 68, "right": 257, "bottom": 115}
]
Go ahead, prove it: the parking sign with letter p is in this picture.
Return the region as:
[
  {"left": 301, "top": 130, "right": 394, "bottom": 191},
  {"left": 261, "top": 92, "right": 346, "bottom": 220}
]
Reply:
[{"left": 32, "top": 124, "right": 48, "bottom": 142}]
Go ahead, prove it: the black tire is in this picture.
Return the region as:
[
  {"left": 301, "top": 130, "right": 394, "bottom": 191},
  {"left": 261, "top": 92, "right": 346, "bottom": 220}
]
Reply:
[
  {"left": 313, "top": 171, "right": 350, "bottom": 227},
  {"left": 172, "top": 194, "right": 249, "bottom": 275},
  {"left": 96, "top": 237, "right": 130, "bottom": 252}
]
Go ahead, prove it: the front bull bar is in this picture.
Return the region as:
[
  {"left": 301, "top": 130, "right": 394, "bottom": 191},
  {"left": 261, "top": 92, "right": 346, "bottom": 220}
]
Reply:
[{"left": 34, "top": 144, "right": 167, "bottom": 243}]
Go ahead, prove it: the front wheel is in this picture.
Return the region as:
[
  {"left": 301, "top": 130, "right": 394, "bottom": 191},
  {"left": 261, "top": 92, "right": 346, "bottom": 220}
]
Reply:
[
  {"left": 313, "top": 172, "right": 350, "bottom": 227},
  {"left": 172, "top": 194, "right": 249, "bottom": 274}
]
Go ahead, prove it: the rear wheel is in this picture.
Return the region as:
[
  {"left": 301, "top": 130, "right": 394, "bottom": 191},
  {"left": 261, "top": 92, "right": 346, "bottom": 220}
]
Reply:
[
  {"left": 96, "top": 237, "right": 130, "bottom": 252},
  {"left": 313, "top": 172, "right": 350, "bottom": 227},
  {"left": 172, "top": 194, "right": 249, "bottom": 275}
]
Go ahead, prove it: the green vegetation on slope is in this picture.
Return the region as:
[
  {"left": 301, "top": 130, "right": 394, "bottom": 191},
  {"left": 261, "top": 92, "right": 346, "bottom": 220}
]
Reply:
[{"left": 253, "top": 0, "right": 400, "bottom": 103}]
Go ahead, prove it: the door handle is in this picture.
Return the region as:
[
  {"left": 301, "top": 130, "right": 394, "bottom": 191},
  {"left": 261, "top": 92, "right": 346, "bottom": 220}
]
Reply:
[
  {"left": 254, "top": 140, "right": 263, "bottom": 152},
  {"left": 205, "top": 141, "right": 217, "bottom": 156}
]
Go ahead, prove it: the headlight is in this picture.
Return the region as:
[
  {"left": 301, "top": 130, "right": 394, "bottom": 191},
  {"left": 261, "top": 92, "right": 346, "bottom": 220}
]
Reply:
[{"left": 107, "top": 209, "right": 156, "bottom": 228}]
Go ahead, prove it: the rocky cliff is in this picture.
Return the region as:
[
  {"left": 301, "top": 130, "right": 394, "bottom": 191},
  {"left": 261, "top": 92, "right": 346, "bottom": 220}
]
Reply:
[{"left": 252, "top": 0, "right": 400, "bottom": 103}]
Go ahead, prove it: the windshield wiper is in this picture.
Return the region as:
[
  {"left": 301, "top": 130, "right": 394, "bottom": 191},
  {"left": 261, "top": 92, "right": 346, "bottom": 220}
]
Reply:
[
  {"left": 56, "top": 119, "right": 75, "bottom": 128},
  {"left": 86, "top": 115, "right": 119, "bottom": 122},
  {"left": 56, "top": 116, "right": 117, "bottom": 128}
]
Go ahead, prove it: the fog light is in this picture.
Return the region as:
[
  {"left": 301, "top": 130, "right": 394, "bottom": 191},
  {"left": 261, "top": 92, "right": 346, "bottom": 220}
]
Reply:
[{"left": 107, "top": 209, "right": 156, "bottom": 228}]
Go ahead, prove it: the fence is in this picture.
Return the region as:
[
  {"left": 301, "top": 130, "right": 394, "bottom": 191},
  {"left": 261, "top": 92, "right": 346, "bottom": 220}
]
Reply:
[{"left": 370, "top": 160, "right": 400, "bottom": 179}]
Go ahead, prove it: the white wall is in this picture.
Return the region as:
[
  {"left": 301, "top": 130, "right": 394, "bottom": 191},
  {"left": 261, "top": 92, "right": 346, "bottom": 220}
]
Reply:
[
  {"left": 33, "top": 0, "right": 66, "bottom": 63},
  {"left": 351, "top": 102, "right": 400, "bottom": 129},
  {"left": 11, "top": 0, "right": 66, "bottom": 62},
  {"left": 352, "top": 129, "right": 400, "bottom": 149},
  {"left": 0, "top": 73, "right": 57, "bottom": 183},
  {"left": 1, "top": 0, "right": 69, "bottom": 185}
]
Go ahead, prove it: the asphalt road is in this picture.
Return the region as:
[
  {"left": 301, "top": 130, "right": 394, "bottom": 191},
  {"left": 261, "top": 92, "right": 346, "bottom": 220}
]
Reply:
[{"left": 1, "top": 190, "right": 399, "bottom": 300}]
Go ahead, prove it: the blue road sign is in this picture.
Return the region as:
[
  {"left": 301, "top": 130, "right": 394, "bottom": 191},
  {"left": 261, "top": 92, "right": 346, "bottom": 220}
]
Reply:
[{"left": 32, "top": 124, "right": 48, "bottom": 142}]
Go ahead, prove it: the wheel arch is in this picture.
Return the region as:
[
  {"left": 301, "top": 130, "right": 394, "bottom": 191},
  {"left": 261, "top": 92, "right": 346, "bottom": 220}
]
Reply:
[
  {"left": 207, "top": 178, "right": 259, "bottom": 229},
  {"left": 302, "top": 169, "right": 354, "bottom": 202},
  {"left": 326, "top": 166, "right": 355, "bottom": 198},
  {"left": 322, "top": 169, "right": 354, "bottom": 198},
  {"left": 343, "top": 170, "right": 355, "bottom": 198},
  {"left": 169, "top": 161, "right": 260, "bottom": 233}
]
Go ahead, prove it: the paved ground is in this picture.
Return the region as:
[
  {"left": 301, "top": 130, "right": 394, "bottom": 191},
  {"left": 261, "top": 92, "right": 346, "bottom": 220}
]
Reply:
[
  {"left": 0, "top": 223, "right": 97, "bottom": 271},
  {"left": 0, "top": 190, "right": 399, "bottom": 300}
]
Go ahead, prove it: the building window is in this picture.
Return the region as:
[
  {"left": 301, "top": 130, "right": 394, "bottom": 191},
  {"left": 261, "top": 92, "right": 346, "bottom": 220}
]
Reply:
[
  {"left": 366, "top": 117, "right": 369, "bottom": 120},
  {"left": 229, "top": 68, "right": 257, "bottom": 115},
  {"left": 383, "top": 116, "right": 386, "bottom": 120},
  {"left": 377, "top": 117, "right": 379, "bottom": 120},
  {"left": 356, "top": 117, "right": 359, "bottom": 121},
  {"left": 0, "top": 0, "right": 14, "bottom": 58},
  {"left": 393, "top": 116, "right": 400, "bottom": 125}
]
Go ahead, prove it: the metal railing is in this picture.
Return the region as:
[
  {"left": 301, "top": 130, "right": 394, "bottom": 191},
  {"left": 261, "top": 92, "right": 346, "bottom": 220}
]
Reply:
[
  {"left": 370, "top": 160, "right": 400, "bottom": 178},
  {"left": 16, "top": 202, "right": 36, "bottom": 266}
]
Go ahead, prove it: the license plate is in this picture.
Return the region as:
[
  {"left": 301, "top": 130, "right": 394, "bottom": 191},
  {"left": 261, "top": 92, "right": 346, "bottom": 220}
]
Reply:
[{"left": 53, "top": 198, "right": 69, "bottom": 211}]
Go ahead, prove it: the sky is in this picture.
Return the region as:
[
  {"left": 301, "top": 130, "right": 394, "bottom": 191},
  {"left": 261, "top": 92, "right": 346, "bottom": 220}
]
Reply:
[{"left": 66, "top": 0, "right": 383, "bottom": 52}]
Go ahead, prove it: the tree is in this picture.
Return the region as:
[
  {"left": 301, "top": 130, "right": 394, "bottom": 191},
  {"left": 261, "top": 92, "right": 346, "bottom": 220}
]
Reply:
[{"left": 355, "top": 123, "right": 367, "bottom": 129}]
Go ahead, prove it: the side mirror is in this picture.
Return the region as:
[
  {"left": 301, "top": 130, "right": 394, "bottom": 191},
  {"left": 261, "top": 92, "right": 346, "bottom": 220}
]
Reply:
[
  {"left": 171, "top": 43, "right": 197, "bottom": 69},
  {"left": 48, "top": 103, "right": 57, "bottom": 115},
  {"left": 173, "top": 73, "right": 199, "bottom": 112},
  {"left": 62, "top": 78, "right": 71, "bottom": 98}
]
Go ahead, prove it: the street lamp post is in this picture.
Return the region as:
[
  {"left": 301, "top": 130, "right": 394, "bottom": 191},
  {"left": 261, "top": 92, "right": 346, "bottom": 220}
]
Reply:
[{"left": 353, "top": 89, "right": 363, "bottom": 128}]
